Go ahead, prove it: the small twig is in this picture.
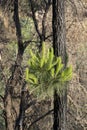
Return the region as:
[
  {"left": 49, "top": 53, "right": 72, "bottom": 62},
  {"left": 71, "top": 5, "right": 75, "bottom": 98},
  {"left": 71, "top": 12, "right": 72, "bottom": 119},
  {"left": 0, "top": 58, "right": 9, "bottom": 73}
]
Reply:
[
  {"left": 0, "top": 95, "right": 4, "bottom": 101},
  {"left": 45, "top": 34, "right": 52, "bottom": 40},
  {"left": 28, "top": 109, "right": 53, "bottom": 129},
  {"left": 25, "top": 100, "right": 37, "bottom": 110},
  {"left": 23, "top": 40, "right": 39, "bottom": 49},
  {"left": 28, "top": 0, "right": 42, "bottom": 40}
]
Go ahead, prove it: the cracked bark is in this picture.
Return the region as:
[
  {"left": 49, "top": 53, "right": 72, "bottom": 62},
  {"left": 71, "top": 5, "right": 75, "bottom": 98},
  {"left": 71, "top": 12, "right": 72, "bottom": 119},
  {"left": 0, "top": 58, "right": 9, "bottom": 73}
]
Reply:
[
  {"left": 52, "top": 0, "right": 67, "bottom": 130},
  {"left": 4, "top": 0, "right": 25, "bottom": 130}
]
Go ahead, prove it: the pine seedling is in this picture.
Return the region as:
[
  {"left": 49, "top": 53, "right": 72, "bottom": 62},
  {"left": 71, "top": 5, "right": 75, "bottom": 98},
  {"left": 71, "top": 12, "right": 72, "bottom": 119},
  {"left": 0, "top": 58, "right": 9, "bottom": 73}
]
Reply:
[{"left": 25, "top": 43, "right": 72, "bottom": 98}]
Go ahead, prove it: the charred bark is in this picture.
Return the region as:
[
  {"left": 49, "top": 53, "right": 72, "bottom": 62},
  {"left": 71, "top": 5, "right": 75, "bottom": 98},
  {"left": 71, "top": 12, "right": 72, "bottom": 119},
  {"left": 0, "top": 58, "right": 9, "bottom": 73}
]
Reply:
[
  {"left": 4, "top": 0, "right": 25, "bottom": 130},
  {"left": 52, "top": 0, "right": 66, "bottom": 64},
  {"left": 52, "top": 0, "right": 67, "bottom": 130},
  {"left": 53, "top": 90, "right": 61, "bottom": 130}
]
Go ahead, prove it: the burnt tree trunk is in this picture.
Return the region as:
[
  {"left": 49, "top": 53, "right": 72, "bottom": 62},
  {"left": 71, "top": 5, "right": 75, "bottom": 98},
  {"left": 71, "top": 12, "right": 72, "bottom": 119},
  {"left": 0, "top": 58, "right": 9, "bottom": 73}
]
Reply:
[
  {"left": 4, "top": 0, "right": 25, "bottom": 130},
  {"left": 52, "top": 0, "right": 67, "bottom": 130}
]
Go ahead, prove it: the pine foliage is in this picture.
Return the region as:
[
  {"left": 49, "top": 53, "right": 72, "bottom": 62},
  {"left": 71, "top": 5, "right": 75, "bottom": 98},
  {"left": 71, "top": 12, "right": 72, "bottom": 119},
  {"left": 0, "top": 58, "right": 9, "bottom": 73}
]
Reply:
[{"left": 25, "top": 43, "right": 72, "bottom": 98}]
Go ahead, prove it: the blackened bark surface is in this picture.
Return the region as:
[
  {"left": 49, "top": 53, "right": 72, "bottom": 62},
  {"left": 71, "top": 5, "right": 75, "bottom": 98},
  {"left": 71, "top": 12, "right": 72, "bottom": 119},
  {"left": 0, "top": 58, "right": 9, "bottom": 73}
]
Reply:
[
  {"left": 15, "top": 83, "right": 26, "bottom": 130},
  {"left": 4, "top": 0, "right": 25, "bottom": 130},
  {"left": 52, "top": 0, "right": 66, "bottom": 64},
  {"left": 53, "top": 90, "right": 61, "bottom": 130},
  {"left": 52, "top": 0, "right": 67, "bottom": 130}
]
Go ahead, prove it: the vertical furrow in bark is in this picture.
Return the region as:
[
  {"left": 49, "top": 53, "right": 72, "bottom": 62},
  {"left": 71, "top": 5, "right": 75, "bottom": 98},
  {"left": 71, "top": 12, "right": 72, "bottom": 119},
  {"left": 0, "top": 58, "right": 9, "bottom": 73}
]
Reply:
[
  {"left": 4, "top": 0, "right": 25, "bottom": 130},
  {"left": 52, "top": 0, "right": 67, "bottom": 130}
]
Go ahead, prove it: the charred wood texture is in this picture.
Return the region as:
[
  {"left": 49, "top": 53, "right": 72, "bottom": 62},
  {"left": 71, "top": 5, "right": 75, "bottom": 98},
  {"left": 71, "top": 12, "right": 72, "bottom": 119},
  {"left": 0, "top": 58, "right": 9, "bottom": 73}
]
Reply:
[
  {"left": 52, "top": 0, "right": 67, "bottom": 130},
  {"left": 52, "top": 0, "right": 66, "bottom": 64},
  {"left": 4, "top": 0, "right": 25, "bottom": 130}
]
